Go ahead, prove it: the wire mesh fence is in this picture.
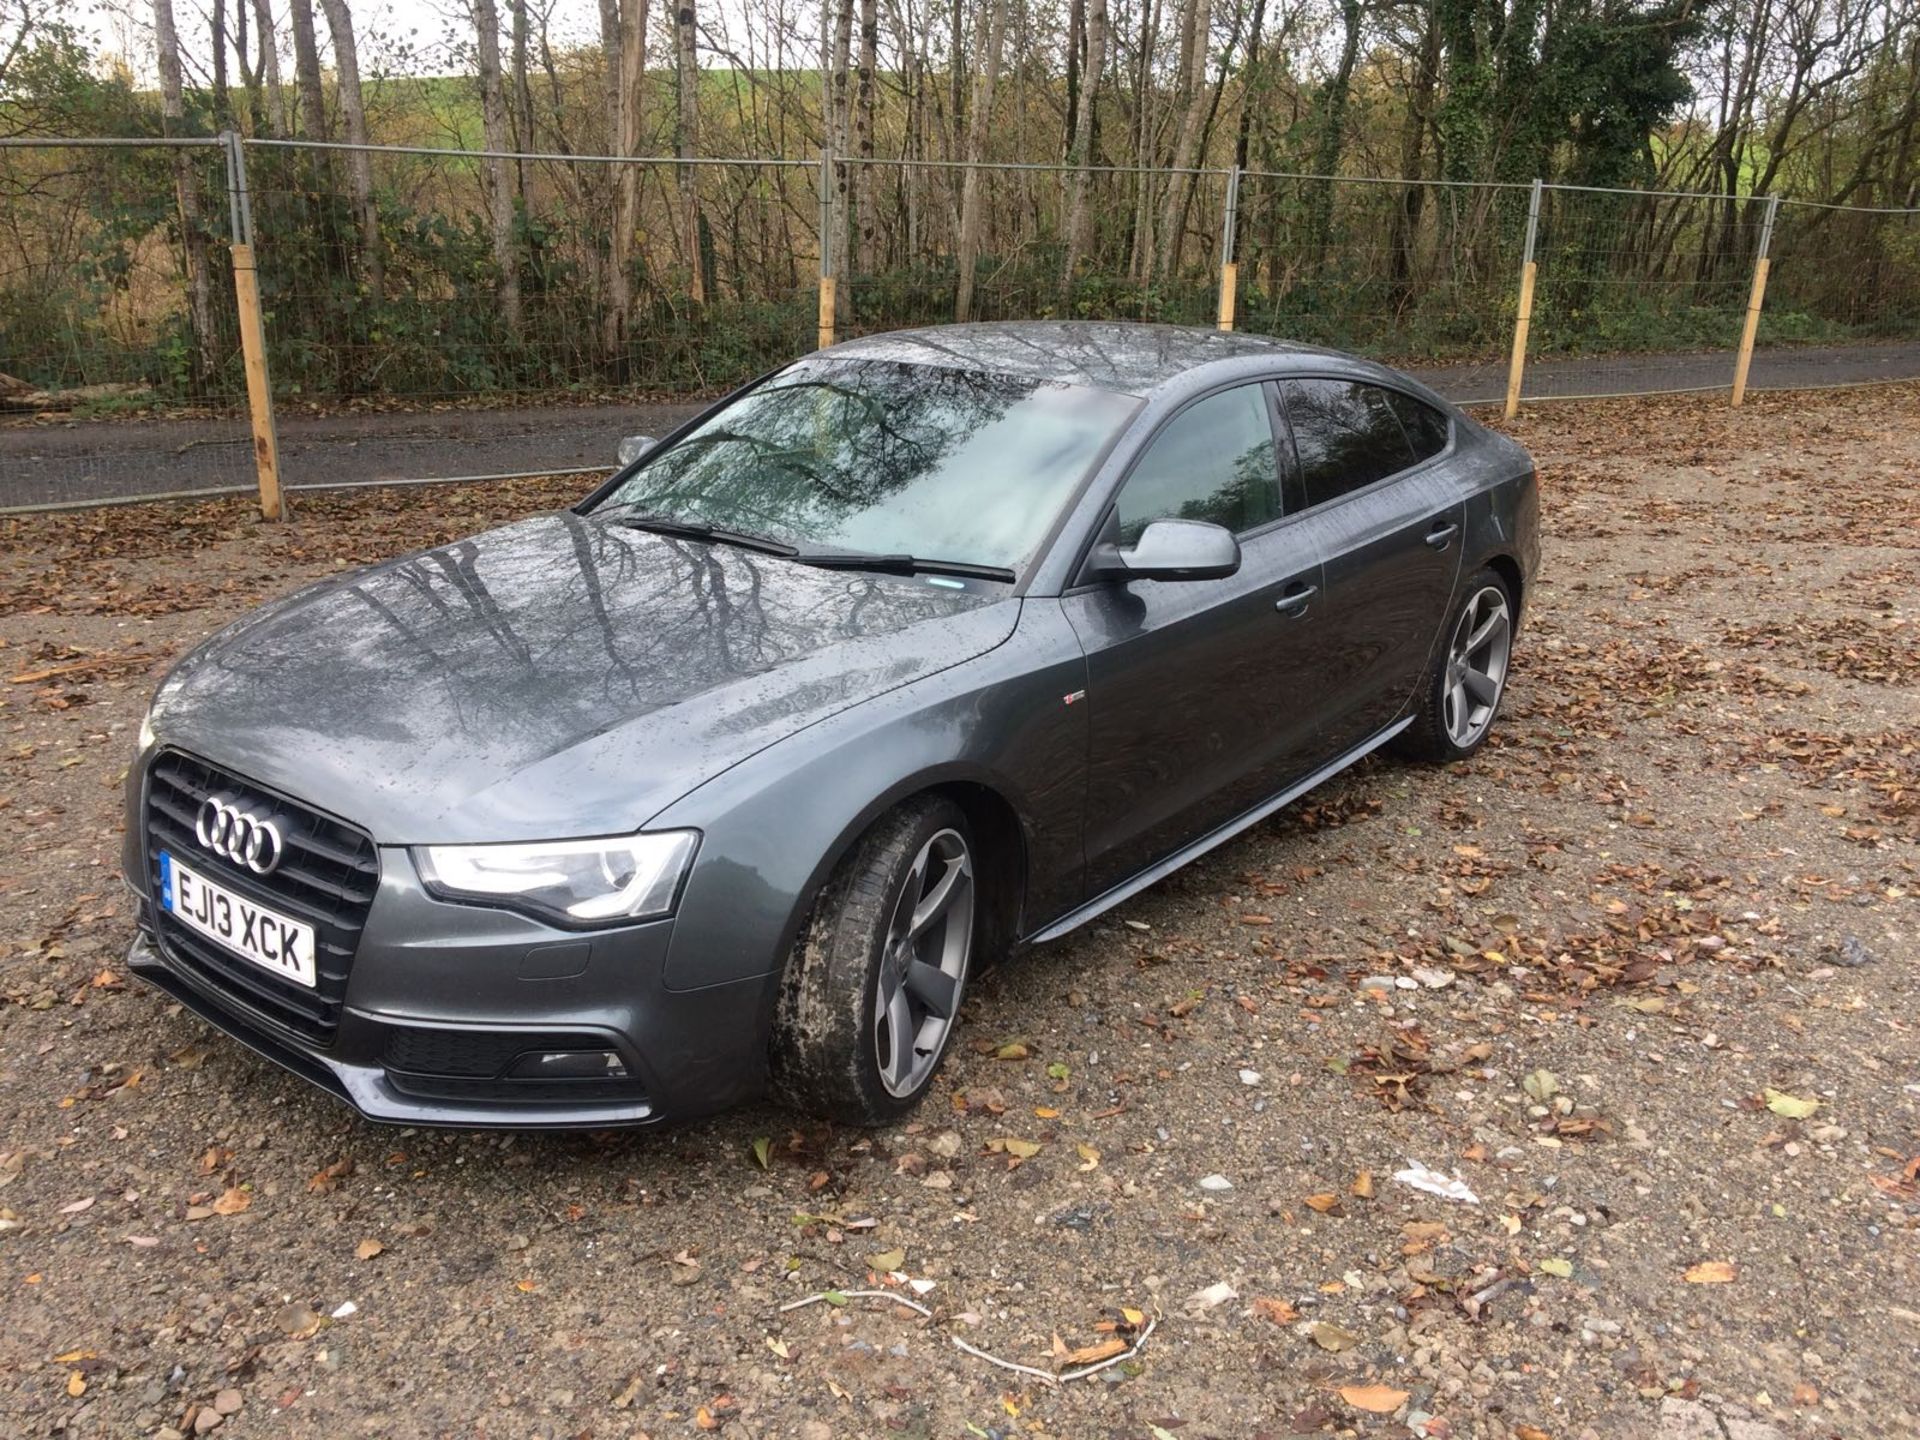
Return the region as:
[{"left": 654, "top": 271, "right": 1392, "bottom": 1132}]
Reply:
[
  {"left": 1234, "top": 173, "right": 1533, "bottom": 365},
  {"left": 2, "top": 134, "right": 1918, "bottom": 513},
  {"left": 0, "top": 139, "right": 258, "bottom": 510},
  {"left": 837, "top": 159, "right": 1228, "bottom": 335}
]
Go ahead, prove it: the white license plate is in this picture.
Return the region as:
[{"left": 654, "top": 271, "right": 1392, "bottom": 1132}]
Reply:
[{"left": 159, "top": 851, "right": 317, "bottom": 988}]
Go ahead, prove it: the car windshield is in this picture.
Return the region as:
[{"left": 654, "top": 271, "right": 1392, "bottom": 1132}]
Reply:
[{"left": 595, "top": 357, "right": 1140, "bottom": 572}]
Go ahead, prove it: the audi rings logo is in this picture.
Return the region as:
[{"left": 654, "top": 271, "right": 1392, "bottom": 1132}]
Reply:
[{"left": 195, "top": 796, "right": 285, "bottom": 875}]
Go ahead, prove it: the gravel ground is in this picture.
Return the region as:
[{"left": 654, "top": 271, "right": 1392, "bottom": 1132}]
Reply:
[{"left": 0, "top": 386, "right": 1915, "bottom": 1440}]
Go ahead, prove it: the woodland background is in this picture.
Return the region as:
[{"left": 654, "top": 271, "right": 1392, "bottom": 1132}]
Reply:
[{"left": 1, "top": 0, "right": 1917, "bottom": 406}]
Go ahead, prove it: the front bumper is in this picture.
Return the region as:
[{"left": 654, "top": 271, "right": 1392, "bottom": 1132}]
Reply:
[{"left": 127, "top": 855, "right": 779, "bottom": 1128}]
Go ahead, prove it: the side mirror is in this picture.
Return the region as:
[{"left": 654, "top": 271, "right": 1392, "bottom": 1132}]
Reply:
[
  {"left": 617, "top": 435, "right": 658, "bottom": 466},
  {"left": 1086, "top": 519, "right": 1241, "bottom": 583}
]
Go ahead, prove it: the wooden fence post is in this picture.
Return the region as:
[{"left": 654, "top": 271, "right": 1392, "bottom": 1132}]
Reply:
[
  {"left": 1216, "top": 166, "right": 1241, "bottom": 332},
  {"left": 816, "top": 144, "right": 836, "bottom": 350},
  {"left": 220, "top": 133, "right": 285, "bottom": 521},
  {"left": 1504, "top": 178, "right": 1543, "bottom": 421},
  {"left": 1731, "top": 195, "right": 1781, "bottom": 407},
  {"left": 230, "top": 243, "right": 285, "bottom": 521}
]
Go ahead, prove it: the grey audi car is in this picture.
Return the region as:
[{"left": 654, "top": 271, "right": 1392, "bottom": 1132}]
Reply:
[{"left": 124, "top": 322, "right": 1538, "bottom": 1128}]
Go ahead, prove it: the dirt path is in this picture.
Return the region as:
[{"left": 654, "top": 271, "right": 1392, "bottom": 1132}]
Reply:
[
  {"left": 4, "top": 341, "right": 1917, "bottom": 511},
  {"left": 0, "top": 386, "right": 1916, "bottom": 1440}
]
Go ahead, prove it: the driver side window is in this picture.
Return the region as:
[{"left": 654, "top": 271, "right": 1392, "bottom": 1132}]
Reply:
[{"left": 1114, "top": 384, "right": 1280, "bottom": 545}]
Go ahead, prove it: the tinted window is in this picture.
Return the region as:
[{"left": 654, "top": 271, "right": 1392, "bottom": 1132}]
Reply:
[
  {"left": 1282, "top": 379, "right": 1417, "bottom": 507},
  {"left": 602, "top": 358, "right": 1140, "bottom": 570},
  {"left": 1387, "top": 389, "right": 1450, "bottom": 462},
  {"left": 1114, "top": 385, "right": 1279, "bottom": 544}
]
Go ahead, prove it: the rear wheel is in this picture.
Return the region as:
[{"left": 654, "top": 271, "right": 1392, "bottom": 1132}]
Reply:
[
  {"left": 1398, "top": 568, "right": 1515, "bottom": 763},
  {"left": 771, "top": 797, "right": 977, "bottom": 1124}
]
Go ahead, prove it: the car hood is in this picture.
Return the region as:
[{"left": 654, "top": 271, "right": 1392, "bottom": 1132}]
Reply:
[{"left": 149, "top": 512, "right": 1018, "bottom": 842}]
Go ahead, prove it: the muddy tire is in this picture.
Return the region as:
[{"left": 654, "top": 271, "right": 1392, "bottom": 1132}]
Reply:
[
  {"left": 770, "top": 797, "right": 977, "bottom": 1125},
  {"left": 1397, "top": 566, "right": 1516, "bottom": 764}
]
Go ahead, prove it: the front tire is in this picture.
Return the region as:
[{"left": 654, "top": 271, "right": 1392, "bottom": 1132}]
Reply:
[
  {"left": 1397, "top": 568, "right": 1515, "bottom": 763},
  {"left": 770, "top": 797, "right": 977, "bottom": 1125}
]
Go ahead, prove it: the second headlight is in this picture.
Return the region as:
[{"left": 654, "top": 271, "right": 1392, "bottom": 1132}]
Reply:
[{"left": 414, "top": 831, "right": 699, "bottom": 926}]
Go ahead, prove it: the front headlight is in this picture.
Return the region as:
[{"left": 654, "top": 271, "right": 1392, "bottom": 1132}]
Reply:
[{"left": 414, "top": 831, "right": 700, "bottom": 927}]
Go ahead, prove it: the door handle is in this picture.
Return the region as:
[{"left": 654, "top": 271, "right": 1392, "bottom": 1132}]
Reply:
[
  {"left": 1274, "top": 583, "right": 1318, "bottom": 617},
  {"left": 1425, "top": 521, "right": 1460, "bottom": 550}
]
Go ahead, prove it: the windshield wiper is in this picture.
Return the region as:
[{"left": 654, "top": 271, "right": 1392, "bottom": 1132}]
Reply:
[
  {"left": 604, "top": 511, "right": 797, "bottom": 558},
  {"left": 792, "top": 551, "right": 1016, "bottom": 583}
]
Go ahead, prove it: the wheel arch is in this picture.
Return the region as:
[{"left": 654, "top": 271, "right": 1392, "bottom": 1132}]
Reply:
[{"left": 782, "top": 770, "right": 1032, "bottom": 983}]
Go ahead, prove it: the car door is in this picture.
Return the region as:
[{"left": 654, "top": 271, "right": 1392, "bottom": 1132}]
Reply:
[
  {"left": 1060, "top": 381, "right": 1328, "bottom": 899},
  {"left": 1276, "top": 377, "right": 1464, "bottom": 758}
]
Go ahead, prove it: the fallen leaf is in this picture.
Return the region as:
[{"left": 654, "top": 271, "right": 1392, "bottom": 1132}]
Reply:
[
  {"left": 210, "top": 1187, "right": 251, "bottom": 1216},
  {"left": 1523, "top": 1068, "right": 1559, "bottom": 1102},
  {"left": 57, "top": 1196, "right": 94, "bottom": 1215},
  {"left": 750, "top": 1136, "right": 772, "bottom": 1170},
  {"left": 1349, "top": 1170, "right": 1374, "bottom": 1199},
  {"left": 1763, "top": 1088, "right": 1819, "bottom": 1119},
  {"left": 1538, "top": 1257, "right": 1574, "bottom": 1278},
  {"left": 1304, "top": 1192, "right": 1342, "bottom": 1214},
  {"left": 987, "top": 1137, "right": 1041, "bottom": 1160},
  {"left": 306, "top": 1158, "right": 353, "bottom": 1193},
  {"left": 868, "top": 1248, "right": 905, "bottom": 1273},
  {"left": 765, "top": 1335, "right": 790, "bottom": 1360},
  {"left": 1684, "top": 1260, "right": 1737, "bottom": 1284},
  {"left": 66, "top": 1371, "right": 86, "bottom": 1398},
  {"left": 1075, "top": 1143, "right": 1100, "bottom": 1172},
  {"left": 993, "top": 1041, "right": 1029, "bottom": 1061},
  {"left": 1252, "top": 1296, "right": 1299, "bottom": 1324},
  {"left": 354, "top": 1238, "right": 384, "bottom": 1261},
  {"left": 1307, "top": 1321, "right": 1359, "bottom": 1352},
  {"left": 1339, "top": 1383, "right": 1409, "bottom": 1414},
  {"left": 1051, "top": 1333, "right": 1124, "bottom": 1373}
]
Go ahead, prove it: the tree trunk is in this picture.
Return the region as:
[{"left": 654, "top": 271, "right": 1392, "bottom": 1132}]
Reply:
[
  {"left": 1127, "top": 0, "right": 1160, "bottom": 280},
  {"left": 1389, "top": 0, "right": 1440, "bottom": 292},
  {"left": 1305, "top": 0, "right": 1360, "bottom": 266},
  {"left": 152, "top": 0, "right": 216, "bottom": 382},
  {"left": 1154, "top": 0, "right": 1211, "bottom": 282},
  {"left": 212, "top": 0, "right": 231, "bottom": 124},
  {"left": 510, "top": 0, "right": 534, "bottom": 195},
  {"left": 472, "top": 0, "right": 522, "bottom": 332},
  {"left": 318, "top": 0, "right": 383, "bottom": 297},
  {"left": 1060, "top": 0, "right": 1107, "bottom": 298},
  {"left": 828, "top": 0, "right": 853, "bottom": 298},
  {"left": 853, "top": 0, "right": 878, "bottom": 274},
  {"left": 674, "top": 0, "right": 705, "bottom": 303},
  {"left": 250, "top": 0, "right": 289, "bottom": 137},
  {"left": 952, "top": 0, "right": 1007, "bottom": 320},
  {"left": 285, "top": 0, "right": 329, "bottom": 142}
]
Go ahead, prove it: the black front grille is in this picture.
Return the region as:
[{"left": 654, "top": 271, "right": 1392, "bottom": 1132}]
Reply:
[{"left": 144, "top": 750, "right": 379, "bottom": 1044}]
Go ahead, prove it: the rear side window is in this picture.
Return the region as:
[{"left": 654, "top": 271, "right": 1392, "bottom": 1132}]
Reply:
[
  {"left": 1387, "top": 390, "right": 1450, "bottom": 462},
  {"left": 1281, "top": 379, "right": 1417, "bottom": 508},
  {"left": 1114, "top": 384, "right": 1280, "bottom": 544}
]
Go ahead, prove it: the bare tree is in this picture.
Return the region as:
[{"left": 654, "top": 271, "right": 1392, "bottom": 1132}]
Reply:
[
  {"left": 1153, "top": 0, "right": 1211, "bottom": 281},
  {"left": 953, "top": 0, "right": 1008, "bottom": 319},
  {"left": 250, "top": 0, "right": 289, "bottom": 137},
  {"left": 1060, "top": 0, "right": 1108, "bottom": 296},
  {"left": 152, "top": 0, "right": 215, "bottom": 380},
  {"left": 852, "top": 0, "right": 879, "bottom": 273},
  {"left": 284, "top": 0, "right": 329, "bottom": 142},
  {"left": 472, "top": 0, "right": 522, "bottom": 331},
  {"left": 318, "top": 0, "right": 383, "bottom": 295},
  {"left": 674, "top": 0, "right": 705, "bottom": 302}
]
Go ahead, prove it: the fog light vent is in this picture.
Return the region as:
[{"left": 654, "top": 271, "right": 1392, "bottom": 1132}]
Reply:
[{"left": 507, "top": 1050, "right": 629, "bottom": 1080}]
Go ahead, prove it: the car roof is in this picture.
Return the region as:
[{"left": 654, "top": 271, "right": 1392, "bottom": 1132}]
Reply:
[{"left": 820, "top": 321, "right": 1360, "bottom": 397}]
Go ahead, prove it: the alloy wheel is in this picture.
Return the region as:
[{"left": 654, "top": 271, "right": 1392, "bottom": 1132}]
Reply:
[
  {"left": 1442, "top": 585, "right": 1512, "bottom": 749},
  {"left": 873, "top": 827, "right": 975, "bottom": 1098}
]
